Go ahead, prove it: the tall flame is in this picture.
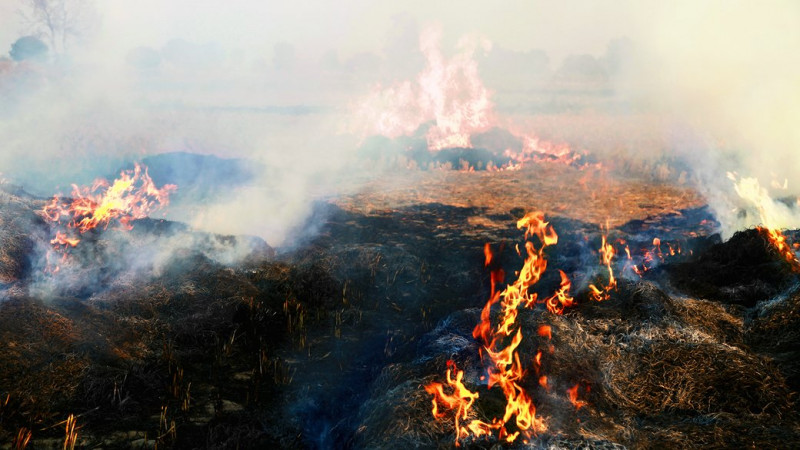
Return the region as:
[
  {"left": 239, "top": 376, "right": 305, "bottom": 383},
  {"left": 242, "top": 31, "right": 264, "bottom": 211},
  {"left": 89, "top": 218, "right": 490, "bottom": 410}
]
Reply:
[
  {"left": 350, "top": 27, "right": 493, "bottom": 151},
  {"left": 426, "top": 212, "right": 582, "bottom": 446},
  {"left": 350, "top": 28, "right": 585, "bottom": 169}
]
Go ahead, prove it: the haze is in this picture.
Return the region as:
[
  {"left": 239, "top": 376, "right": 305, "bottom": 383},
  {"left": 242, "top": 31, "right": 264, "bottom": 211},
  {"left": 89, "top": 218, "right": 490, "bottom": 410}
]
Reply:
[{"left": 1, "top": 0, "right": 799, "bottom": 242}]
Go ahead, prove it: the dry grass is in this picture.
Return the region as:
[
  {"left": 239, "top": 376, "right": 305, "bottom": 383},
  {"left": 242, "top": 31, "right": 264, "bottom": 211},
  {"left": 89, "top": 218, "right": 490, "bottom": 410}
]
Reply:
[
  {"left": 1, "top": 162, "right": 798, "bottom": 448},
  {"left": 334, "top": 163, "right": 703, "bottom": 231}
]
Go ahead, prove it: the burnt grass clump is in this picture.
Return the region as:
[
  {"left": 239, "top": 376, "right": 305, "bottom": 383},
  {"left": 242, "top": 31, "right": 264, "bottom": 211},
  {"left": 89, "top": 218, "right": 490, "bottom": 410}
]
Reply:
[
  {"left": 1, "top": 184, "right": 800, "bottom": 448},
  {"left": 666, "top": 228, "right": 798, "bottom": 306}
]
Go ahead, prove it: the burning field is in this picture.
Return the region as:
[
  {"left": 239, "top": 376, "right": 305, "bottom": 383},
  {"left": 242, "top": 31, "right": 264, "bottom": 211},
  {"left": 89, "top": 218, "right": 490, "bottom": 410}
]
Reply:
[
  {"left": 1, "top": 155, "right": 799, "bottom": 448},
  {"left": 2, "top": 2, "right": 800, "bottom": 449}
]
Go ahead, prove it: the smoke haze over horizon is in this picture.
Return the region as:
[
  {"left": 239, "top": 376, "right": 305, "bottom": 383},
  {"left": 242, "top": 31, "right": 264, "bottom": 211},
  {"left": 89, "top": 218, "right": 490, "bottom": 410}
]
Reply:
[{"left": 1, "top": 0, "right": 799, "bottom": 244}]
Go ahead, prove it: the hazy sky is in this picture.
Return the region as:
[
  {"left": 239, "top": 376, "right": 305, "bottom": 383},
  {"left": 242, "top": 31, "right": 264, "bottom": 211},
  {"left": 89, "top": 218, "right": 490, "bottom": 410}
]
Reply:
[{"left": 1, "top": 0, "right": 645, "bottom": 64}]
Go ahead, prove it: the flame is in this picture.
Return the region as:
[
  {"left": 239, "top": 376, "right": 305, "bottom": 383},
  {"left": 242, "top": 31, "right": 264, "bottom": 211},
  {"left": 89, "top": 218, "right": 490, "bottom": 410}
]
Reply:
[
  {"left": 427, "top": 212, "right": 585, "bottom": 445},
  {"left": 538, "top": 376, "right": 548, "bottom": 389},
  {"left": 567, "top": 384, "right": 587, "bottom": 410},
  {"left": 424, "top": 361, "right": 482, "bottom": 444},
  {"left": 350, "top": 27, "right": 493, "bottom": 151},
  {"left": 728, "top": 173, "right": 800, "bottom": 272},
  {"left": 350, "top": 27, "right": 587, "bottom": 170},
  {"left": 757, "top": 226, "right": 800, "bottom": 272},
  {"left": 537, "top": 325, "right": 552, "bottom": 340},
  {"left": 588, "top": 234, "right": 617, "bottom": 301},
  {"left": 41, "top": 163, "right": 176, "bottom": 257},
  {"left": 51, "top": 231, "right": 80, "bottom": 248},
  {"left": 544, "top": 270, "right": 574, "bottom": 315},
  {"left": 503, "top": 134, "right": 584, "bottom": 168}
]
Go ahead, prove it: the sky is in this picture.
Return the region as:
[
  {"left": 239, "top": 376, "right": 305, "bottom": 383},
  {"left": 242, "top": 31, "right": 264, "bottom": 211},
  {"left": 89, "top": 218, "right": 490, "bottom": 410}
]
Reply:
[{"left": 1, "top": 0, "right": 644, "bottom": 65}]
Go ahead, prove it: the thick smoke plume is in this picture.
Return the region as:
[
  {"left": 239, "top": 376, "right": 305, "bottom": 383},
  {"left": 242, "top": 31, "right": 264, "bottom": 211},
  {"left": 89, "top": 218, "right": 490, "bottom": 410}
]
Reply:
[
  {"left": 618, "top": 1, "right": 800, "bottom": 236},
  {"left": 2, "top": 1, "right": 799, "bottom": 247}
]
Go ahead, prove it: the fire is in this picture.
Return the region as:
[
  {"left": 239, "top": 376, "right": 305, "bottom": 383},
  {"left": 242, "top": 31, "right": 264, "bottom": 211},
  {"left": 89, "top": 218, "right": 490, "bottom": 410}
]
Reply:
[
  {"left": 350, "top": 27, "right": 587, "bottom": 170},
  {"left": 51, "top": 231, "right": 80, "bottom": 248},
  {"left": 503, "top": 135, "right": 584, "bottom": 169},
  {"left": 588, "top": 234, "right": 617, "bottom": 301},
  {"left": 544, "top": 270, "right": 574, "bottom": 315},
  {"left": 424, "top": 361, "right": 482, "bottom": 443},
  {"left": 728, "top": 173, "right": 800, "bottom": 272},
  {"left": 427, "top": 212, "right": 586, "bottom": 445},
  {"left": 757, "top": 226, "right": 800, "bottom": 272},
  {"left": 567, "top": 384, "right": 587, "bottom": 410},
  {"left": 42, "top": 163, "right": 176, "bottom": 252},
  {"left": 350, "top": 26, "right": 493, "bottom": 151}
]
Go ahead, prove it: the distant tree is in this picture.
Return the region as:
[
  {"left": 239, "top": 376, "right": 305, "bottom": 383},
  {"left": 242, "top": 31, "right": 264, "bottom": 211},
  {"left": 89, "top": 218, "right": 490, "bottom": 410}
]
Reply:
[
  {"left": 17, "top": 0, "right": 95, "bottom": 55},
  {"left": 9, "top": 35, "right": 48, "bottom": 62}
]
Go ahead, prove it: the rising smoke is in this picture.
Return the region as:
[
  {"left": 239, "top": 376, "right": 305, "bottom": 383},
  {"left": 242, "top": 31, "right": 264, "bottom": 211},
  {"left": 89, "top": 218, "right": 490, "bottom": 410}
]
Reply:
[
  {"left": 616, "top": 1, "right": 800, "bottom": 236},
  {"left": 1, "top": 0, "right": 798, "bottom": 249}
]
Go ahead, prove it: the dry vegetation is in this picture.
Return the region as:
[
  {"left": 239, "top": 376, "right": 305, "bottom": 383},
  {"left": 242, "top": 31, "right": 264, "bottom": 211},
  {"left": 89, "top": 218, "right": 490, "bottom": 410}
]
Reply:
[
  {"left": 0, "top": 162, "right": 798, "bottom": 448},
  {"left": 333, "top": 164, "right": 703, "bottom": 231}
]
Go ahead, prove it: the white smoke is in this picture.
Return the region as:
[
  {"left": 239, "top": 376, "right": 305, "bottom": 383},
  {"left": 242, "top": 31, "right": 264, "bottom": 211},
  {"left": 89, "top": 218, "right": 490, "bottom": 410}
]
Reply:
[{"left": 617, "top": 1, "right": 800, "bottom": 236}]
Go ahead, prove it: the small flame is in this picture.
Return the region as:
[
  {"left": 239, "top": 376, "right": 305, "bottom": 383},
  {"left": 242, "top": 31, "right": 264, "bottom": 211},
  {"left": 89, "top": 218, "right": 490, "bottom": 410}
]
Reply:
[
  {"left": 424, "top": 362, "right": 481, "bottom": 445},
  {"left": 43, "top": 163, "right": 176, "bottom": 235},
  {"left": 51, "top": 231, "right": 80, "bottom": 248},
  {"left": 757, "top": 227, "right": 800, "bottom": 272},
  {"left": 567, "top": 384, "right": 587, "bottom": 410},
  {"left": 728, "top": 173, "right": 800, "bottom": 272},
  {"left": 589, "top": 233, "right": 617, "bottom": 301},
  {"left": 537, "top": 325, "right": 552, "bottom": 340}
]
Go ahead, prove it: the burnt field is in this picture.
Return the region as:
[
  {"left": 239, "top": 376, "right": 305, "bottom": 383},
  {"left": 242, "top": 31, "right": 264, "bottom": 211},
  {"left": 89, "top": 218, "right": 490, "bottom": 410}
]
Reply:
[{"left": 1, "top": 163, "right": 798, "bottom": 449}]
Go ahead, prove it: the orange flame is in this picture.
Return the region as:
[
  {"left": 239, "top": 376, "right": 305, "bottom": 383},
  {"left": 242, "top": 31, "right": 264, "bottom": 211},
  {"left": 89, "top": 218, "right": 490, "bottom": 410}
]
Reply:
[
  {"left": 51, "top": 231, "right": 80, "bottom": 248},
  {"left": 537, "top": 325, "right": 552, "bottom": 340},
  {"left": 427, "top": 212, "right": 581, "bottom": 445},
  {"left": 757, "top": 226, "right": 800, "bottom": 272},
  {"left": 589, "top": 234, "right": 617, "bottom": 301},
  {"left": 567, "top": 384, "right": 587, "bottom": 410},
  {"left": 544, "top": 270, "right": 574, "bottom": 315},
  {"left": 424, "top": 362, "right": 481, "bottom": 445},
  {"left": 42, "top": 163, "right": 176, "bottom": 252}
]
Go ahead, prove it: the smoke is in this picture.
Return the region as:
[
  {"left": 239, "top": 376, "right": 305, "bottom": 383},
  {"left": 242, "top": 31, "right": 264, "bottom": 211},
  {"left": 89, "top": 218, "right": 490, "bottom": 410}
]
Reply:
[
  {"left": 616, "top": 1, "right": 800, "bottom": 236},
  {"left": 2, "top": 0, "right": 800, "bottom": 255},
  {"left": 0, "top": 6, "right": 365, "bottom": 249}
]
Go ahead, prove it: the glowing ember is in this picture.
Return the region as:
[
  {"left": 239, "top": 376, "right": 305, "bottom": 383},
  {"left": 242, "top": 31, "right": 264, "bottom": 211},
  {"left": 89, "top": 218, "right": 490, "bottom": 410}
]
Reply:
[
  {"left": 42, "top": 163, "right": 176, "bottom": 251},
  {"left": 426, "top": 211, "right": 582, "bottom": 445}
]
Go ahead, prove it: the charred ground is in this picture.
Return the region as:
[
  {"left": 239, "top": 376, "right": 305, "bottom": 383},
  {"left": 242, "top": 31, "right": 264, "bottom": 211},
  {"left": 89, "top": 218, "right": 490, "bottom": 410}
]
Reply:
[{"left": 0, "top": 164, "right": 798, "bottom": 449}]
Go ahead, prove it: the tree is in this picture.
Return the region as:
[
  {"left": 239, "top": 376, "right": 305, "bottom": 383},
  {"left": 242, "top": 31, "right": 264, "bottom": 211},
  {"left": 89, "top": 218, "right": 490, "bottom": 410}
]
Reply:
[
  {"left": 17, "top": 0, "right": 94, "bottom": 55},
  {"left": 9, "top": 35, "right": 48, "bottom": 62}
]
